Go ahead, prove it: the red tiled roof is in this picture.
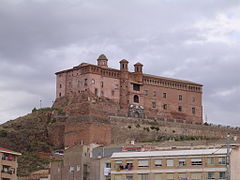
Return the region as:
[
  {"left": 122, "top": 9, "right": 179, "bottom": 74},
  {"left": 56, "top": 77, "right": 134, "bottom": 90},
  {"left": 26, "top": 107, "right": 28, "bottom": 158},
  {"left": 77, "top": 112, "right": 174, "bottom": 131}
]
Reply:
[{"left": 0, "top": 147, "right": 21, "bottom": 156}]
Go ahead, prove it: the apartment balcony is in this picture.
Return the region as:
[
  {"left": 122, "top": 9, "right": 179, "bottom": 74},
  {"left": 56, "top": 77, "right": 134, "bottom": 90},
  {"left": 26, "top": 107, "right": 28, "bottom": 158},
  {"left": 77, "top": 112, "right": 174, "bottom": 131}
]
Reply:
[
  {"left": 1, "top": 171, "right": 15, "bottom": 179},
  {"left": 1, "top": 159, "right": 17, "bottom": 167}
]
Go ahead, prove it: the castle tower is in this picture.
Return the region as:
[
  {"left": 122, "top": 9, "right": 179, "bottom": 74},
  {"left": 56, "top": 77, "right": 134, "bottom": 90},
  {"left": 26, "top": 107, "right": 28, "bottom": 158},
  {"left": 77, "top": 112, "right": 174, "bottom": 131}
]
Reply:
[
  {"left": 134, "top": 62, "right": 143, "bottom": 73},
  {"left": 119, "top": 59, "right": 129, "bottom": 109},
  {"left": 134, "top": 62, "right": 143, "bottom": 83},
  {"left": 97, "top": 54, "right": 108, "bottom": 67}
]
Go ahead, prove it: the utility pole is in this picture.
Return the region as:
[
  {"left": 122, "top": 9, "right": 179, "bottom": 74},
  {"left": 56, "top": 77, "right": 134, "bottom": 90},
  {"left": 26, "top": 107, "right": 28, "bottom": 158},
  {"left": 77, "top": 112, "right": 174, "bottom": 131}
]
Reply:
[{"left": 226, "top": 133, "right": 231, "bottom": 180}]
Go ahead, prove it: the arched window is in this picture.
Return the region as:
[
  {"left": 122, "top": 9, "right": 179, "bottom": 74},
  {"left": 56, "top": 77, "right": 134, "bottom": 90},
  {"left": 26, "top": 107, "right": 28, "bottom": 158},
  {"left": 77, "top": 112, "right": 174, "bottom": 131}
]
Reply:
[{"left": 133, "top": 95, "right": 139, "bottom": 103}]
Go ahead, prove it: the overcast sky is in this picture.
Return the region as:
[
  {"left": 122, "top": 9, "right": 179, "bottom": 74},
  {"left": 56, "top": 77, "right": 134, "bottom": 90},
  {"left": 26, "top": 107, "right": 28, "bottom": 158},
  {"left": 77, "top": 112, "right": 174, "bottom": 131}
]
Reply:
[{"left": 0, "top": 0, "right": 240, "bottom": 126}]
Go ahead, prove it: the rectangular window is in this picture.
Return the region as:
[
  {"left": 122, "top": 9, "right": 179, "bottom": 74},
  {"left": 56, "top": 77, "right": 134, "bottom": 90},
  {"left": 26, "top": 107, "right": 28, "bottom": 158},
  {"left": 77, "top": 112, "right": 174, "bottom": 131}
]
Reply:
[
  {"left": 95, "top": 88, "right": 98, "bottom": 96},
  {"left": 138, "top": 174, "right": 148, "bottom": 180},
  {"left": 192, "top": 97, "right": 196, "bottom": 102},
  {"left": 178, "top": 106, "right": 182, "bottom": 112},
  {"left": 133, "top": 84, "right": 140, "bottom": 91},
  {"left": 126, "top": 175, "right": 133, "bottom": 180},
  {"left": 178, "top": 159, "right": 186, "bottom": 166},
  {"left": 167, "top": 173, "right": 174, "bottom": 180},
  {"left": 152, "top": 102, "right": 156, "bottom": 108},
  {"left": 218, "top": 157, "right": 226, "bottom": 165},
  {"left": 115, "top": 84, "right": 119, "bottom": 89},
  {"left": 192, "top": 107, "right": 196, "bottom": 114},
  {"left": 155, "top": 174, "right": 162, "bottom": 180},
  {"left": 153, "top": 91, "right": 156, "bottom": 96},
  {"left": 191, "top": 173, "right": 202, "bottom": 180},
  {"left": 163, "top": 104, "right": 168, "bottom": 110},
  {"left": 138, "top": 160, "right": 149, "bottom": 167},
  {"left": 167, "top": 159, "right": 174, "bottom": 167},
  {"left": 126, "top": 160, "right": 133, "bottom": 170},
  {"left": 84, "top": 79, "right": 87, "bottom": 86},
  {"left": 179, "top": 173, "right": 187, "bottom": 179},
  {"left": 163, "top": 93, "right": 167, "bottom": 98},
  {"left": 105, "top": 162, "right": 111, "bottom": 168},
  {"left": 105, "top": 176, "right": 111, "bottom": 180},
  {"left": 154, "top": 160, "right": 162, "bottom": 167},
  {"left": 115, "top": 175, "right": 122, "bottom": 180},
  {"left": 219, "top": 172, "right": 226, "bottom": 180},
  {"left": 101, "top": 81, "right": 104, "bottom": 88},
  {"left": 179, "top": 95, "right": 182, "bottom": 100},
  {"left": 115, "top": 160, "right": 123, "bottom": 169},
  {"left": 191, "top": 158, "right": 202, "bottom": 166},
  {"left": 208, "top": 172, "right": 215, "bottom": 180},
  {"left": 144, "top": 90, "right": 148, "bottom": 95},
  {"left": 207, "top": 157, "right": 214, "bottom": 165}
]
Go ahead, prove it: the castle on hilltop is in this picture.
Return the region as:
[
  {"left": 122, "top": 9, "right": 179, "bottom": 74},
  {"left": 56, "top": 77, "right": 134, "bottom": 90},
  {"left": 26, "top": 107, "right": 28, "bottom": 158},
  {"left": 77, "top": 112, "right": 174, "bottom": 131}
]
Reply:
[{"left": 55, "top": 54, "right": 203, "bottom": 123}]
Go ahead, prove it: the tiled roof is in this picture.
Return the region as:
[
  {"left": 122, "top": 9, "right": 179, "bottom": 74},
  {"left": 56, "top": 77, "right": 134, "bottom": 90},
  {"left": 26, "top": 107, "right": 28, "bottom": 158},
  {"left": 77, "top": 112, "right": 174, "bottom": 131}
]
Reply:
[{"left": 0, "top": 147, "right": 21, "bottom": 156}]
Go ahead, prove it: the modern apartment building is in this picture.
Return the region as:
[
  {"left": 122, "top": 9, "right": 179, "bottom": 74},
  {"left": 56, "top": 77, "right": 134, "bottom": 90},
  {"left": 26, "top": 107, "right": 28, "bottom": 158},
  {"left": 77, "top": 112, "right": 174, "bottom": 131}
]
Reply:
[
  {"left": 111, "top": 146, "right": 240, "bottom": 180},
  {"left": 0, "top": 147, "right": 21, "bottom": 180}
]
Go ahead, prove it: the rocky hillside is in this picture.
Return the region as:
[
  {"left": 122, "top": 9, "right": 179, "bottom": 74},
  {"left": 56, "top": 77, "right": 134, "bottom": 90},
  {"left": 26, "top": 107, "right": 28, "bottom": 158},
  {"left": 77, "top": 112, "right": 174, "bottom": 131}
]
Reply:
[{"left": 0, "top": 108, "right": 57, "bottom": 176}]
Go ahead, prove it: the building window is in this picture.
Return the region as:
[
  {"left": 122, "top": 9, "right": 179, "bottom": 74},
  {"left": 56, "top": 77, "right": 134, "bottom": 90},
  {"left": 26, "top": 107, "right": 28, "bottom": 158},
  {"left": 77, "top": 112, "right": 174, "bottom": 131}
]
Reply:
[
  {"left": 105, "top": 162, "right": 111, "bottom": 168},
  {"left": 191, "top": 173, "right": 202, "bottom": 180},
  {"left": 115, "top": 84, "right": 119, "bottom": 89},
  {"left": 112, "top": 90, "right": 115, "bottom": 96},
  {"left": 101, "top": 81, "right": 104, "bottom": 88},
  {"left": 179, "top": 173, "right": 187, "bottom": 179},
  {"left": 154, "top": 174, "right": 162, "bottom": 180},
  {"left": 191, "top": 158, "right": 202, "bottom": 166},
  {"left": 218, "top": 157, "right": 226, "bottom": 165},
  {"left": 153, "top": 91, "right": 156, "bottom": 96},
  {"left": 59, "top": 93, "right": 61, "bottom": 97},
  {"left": 105, "top": 176, "right": 111, "bottom": 180},
  {"left": 68, "top": 81, "right": 72, "bottom": 87},
  {"left": 178, "top": 106, "right": 182, "bottom": 112},
  {"left": 167, "top": 173, "right": 174, "bottom": 180},
  {"left": 144, "top": 90, "right": 148, "bottom": 95},
  {"left": 219, "top": 172, "right": 226, "bottom": 180},
  {"left": 207, "top": 157, "right": 215, "bottom": 165},
  {"left": 192, "top": 97, "right": 196, "bottom": 102},
  {"left": 179, "top": 95, "right": 182, "bottom": 101},
  {"left": 134, "top": 95, "right": 140, "bottom": 103},
  {"left": 126, "top": 175, "right": 133, "bottom": 180},
  {"left": 126, "top": 160, "right": 133, "bottom": 170},
  {"left": 95, "top": 88, "right": 98, "bottom": 96},
  {"left": 152, "top": 102, "right": 156, "bottom": 108},
  {"left": 163, "top": 104, "right": 168, "bottom": 110},
  {"left": 192, "top": 107, "right": 196, "bottom": 114},
  {"left": 154, "top": 160, "right": 162, "bottom": 167},
  {"left": 138, "top": 160, "right": 149, "bottom": 167},
  {"left": 115, "top": 160, "right": 123, "bottom": 170},
  {"left": 166, "top": 159, "right": 174, "bottom": 167},
  {"left": 208, "top": 172, "right": 215, "bottom": 180},
  {"left": 163, "top": 93, "right": 167, "bottom": 98},
  {"left": 114, "top": 175, "right": 122, "bottom": 180},
  {"left": 133, "top": 84, "right": 140, "bottom": 91},
  {"left": 178, "top": 159, "right": 186, "bottom": 166},
  {"left": 138, "top": 174, "right": 148, "bottom": 180},
  {"left": 84, "top": 79, "right": 88, "bottom": 86},
  {"left": 59, "top": 84, "right": 62, "bottom": 88}
]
